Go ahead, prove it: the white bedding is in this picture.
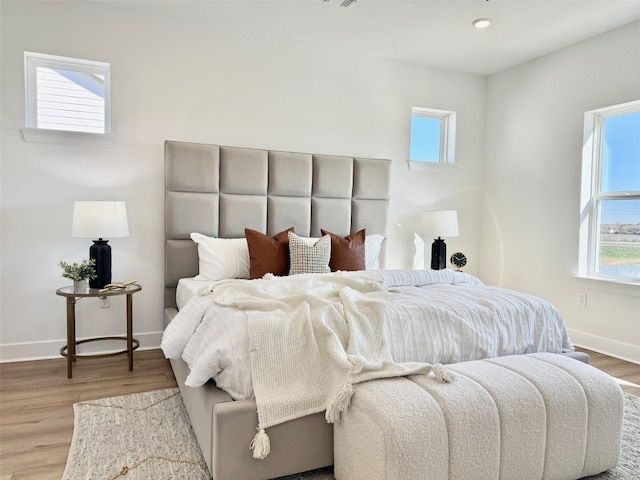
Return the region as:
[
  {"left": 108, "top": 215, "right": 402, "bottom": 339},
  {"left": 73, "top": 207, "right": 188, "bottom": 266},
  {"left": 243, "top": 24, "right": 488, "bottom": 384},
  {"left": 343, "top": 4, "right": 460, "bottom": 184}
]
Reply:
[
  {"left": 162, "top": 270, "right": 574, "bottom": 401},
  {"left": 176, "top": 277, "right": 211, "bottom": 310}
]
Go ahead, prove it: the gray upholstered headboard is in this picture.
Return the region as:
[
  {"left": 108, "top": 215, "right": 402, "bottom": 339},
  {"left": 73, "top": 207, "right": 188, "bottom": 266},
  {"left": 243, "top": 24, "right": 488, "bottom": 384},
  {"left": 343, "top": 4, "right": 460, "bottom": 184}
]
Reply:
[{"left": 164, "top": 140, "right": 391, "bottom": 308}]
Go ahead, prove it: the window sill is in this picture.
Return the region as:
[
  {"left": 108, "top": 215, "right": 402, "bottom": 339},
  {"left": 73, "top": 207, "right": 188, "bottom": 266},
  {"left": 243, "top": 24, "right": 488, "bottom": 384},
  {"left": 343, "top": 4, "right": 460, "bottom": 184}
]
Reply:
[
  {"left": 21, "top": 127, "right": 116, "bottom": 148},
  {"left": 408, "top": 161, "right": 458, "bottom": 172},
  {"left": 572, "top": 274, "right": 640, "bottom": 297}
]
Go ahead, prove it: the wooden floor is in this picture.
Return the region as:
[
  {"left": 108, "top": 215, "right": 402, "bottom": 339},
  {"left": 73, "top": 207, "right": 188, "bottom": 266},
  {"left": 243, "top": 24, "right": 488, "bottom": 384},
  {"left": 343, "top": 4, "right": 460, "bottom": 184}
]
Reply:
[
  {"left": 0, "top": 349, "right": 177, "bottom": 480},
  {"left": 1, "top": 348, "right": 638, "bottom": 480},
  {"left": 575, "top": 347, "right": 640, "bottom": 397}
]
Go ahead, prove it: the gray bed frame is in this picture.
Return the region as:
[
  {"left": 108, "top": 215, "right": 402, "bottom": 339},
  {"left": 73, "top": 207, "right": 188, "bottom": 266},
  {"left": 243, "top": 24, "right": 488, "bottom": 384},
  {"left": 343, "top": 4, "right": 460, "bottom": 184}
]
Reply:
[
  {"left": 163, "top": 140, "right": 589, "bottom": 480},
  {"left": 164, "top": 140, "right": 391, "bottom": 480}
]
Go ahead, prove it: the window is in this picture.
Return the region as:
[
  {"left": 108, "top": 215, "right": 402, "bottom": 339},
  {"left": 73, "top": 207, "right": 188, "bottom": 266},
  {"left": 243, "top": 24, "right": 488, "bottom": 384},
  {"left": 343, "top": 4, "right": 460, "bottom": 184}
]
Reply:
[
  {"left": 22, "top": 52, "right": 114, "bottom": 146},
  {"left": 409, "top": 107, "right": 456, "bottom": 170},
  {"left": 579, "top": 100, "right": 640, "bottom": 283}
]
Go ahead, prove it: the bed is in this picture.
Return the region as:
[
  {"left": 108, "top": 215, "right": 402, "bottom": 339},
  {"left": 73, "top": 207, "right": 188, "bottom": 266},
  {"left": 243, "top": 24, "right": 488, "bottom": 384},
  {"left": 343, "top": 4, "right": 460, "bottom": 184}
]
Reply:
[{"left": 163, "top": 140, "right": 584, "bottom": 480}]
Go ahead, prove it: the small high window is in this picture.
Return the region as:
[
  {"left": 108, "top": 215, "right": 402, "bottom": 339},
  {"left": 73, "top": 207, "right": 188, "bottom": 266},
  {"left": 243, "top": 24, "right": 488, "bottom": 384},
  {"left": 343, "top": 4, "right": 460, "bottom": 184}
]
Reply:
[
  {"left": 23, "top": 52, "right": 113, "bottom": 146},
  {"left": 579, "top": 100, "right": 640, "bottom": 283},
  {"left": 409, "top": 107, "right": 456, "bottom": 170}
]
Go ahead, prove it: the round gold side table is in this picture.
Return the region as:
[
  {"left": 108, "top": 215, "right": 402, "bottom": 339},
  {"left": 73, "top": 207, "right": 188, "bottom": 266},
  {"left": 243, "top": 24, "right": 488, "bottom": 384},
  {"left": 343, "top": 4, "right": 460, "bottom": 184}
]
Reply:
[{"left": 56, "top": 283, "right": 142, "bottom": 378}]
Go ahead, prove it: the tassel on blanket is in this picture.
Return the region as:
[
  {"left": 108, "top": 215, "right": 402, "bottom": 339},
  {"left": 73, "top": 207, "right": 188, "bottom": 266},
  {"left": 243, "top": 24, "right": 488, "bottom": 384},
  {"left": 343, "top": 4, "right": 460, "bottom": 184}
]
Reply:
[
  {"left": 325, "top": 382, "right": 355, "bottom": 424},
  {"left": 198, "top": 285, "right": 215, "bottom": 296},
  {"left": 250, "top": 428, "right": 271, "bottom": 459},
  {"left": 432, "top": 363, "right": 454, "bottom": 383}
]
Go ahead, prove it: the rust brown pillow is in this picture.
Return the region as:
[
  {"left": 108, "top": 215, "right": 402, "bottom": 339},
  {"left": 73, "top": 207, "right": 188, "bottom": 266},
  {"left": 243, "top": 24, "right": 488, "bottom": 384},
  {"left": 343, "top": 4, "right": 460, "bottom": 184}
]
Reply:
[
  {"left": 320, "top": 228, "right": 366, "bottom": 271},
  {"left": 245, "top": 227, "right": 294, "bottom": 279}
]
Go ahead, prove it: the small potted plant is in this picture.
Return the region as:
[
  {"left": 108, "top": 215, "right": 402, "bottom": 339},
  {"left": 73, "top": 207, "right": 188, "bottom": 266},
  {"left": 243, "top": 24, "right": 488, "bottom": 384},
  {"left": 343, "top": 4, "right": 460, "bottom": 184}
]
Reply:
[{"left": 59, "top": 259, "right": 97, "bottom": 292}]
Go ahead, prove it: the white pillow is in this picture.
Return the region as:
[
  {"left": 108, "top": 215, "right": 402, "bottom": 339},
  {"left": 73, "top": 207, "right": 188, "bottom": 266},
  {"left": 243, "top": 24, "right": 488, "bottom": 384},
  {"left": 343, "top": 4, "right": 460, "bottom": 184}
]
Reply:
[
  {"left": 365, "top": 234, "right": 385, "bottom": 270},
  {"left": 288, "top": 232, "right": 331, "bottom": 275},
  {"left": 190, "top": 233, "right": 250, "bottom": 281}
]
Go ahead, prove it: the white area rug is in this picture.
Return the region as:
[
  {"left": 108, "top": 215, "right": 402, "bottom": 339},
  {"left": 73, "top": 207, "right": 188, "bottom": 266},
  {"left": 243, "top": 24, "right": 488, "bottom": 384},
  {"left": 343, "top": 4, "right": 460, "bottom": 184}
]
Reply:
[
  {"left": 63, "top": 388, "right": 639, "bottom": 479},
  {"left": 62, "top": 388, "right": 209, "bottom": 480}
]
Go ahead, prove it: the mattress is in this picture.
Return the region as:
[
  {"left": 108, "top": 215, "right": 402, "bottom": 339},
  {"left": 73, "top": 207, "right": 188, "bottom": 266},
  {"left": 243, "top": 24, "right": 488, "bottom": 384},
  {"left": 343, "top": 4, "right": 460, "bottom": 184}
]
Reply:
[{"left": 176, "top": 277, "right": 211, "bottom": 311}]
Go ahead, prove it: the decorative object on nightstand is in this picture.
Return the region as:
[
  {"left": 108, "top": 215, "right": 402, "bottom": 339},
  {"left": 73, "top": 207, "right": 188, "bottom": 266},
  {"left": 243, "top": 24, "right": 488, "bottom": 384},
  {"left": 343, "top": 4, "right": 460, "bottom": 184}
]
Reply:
[
  {"left": 421, "top": 210, "right": 459, "bottom": 270},
  {"left": 58, "top": 258, "right": 97, "bottom": 292},
  {"left": 71, "top": 201, "right": 129, "bottom": 289},
  {"left": 99, "top": 279, "right": 137, "bottom": 293},
  {"left": 56, "top": 282, "right": 141, "bottom": 378},
  {"left": 450, "top": 252, "right": 467, "bottom": 271}
]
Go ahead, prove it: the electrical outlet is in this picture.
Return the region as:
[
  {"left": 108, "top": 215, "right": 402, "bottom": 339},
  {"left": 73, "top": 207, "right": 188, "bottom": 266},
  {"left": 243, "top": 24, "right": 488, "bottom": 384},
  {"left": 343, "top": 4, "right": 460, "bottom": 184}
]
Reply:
[
  {"left": 99, "top": 297, "right": 110, "bottom": 308},
  {"left": 577, "top": 291, "right": 587, "bottom": 307}
]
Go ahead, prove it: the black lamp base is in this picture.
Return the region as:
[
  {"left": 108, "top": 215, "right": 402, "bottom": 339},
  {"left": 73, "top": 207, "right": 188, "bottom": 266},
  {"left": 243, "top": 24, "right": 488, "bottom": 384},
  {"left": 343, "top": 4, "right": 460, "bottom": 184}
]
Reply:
[
  {"left": 431, "top": 237, "right": 447, "bottom": 270},
  {"left": 89, "top": 239, "right": 111, "bottom": 289}
]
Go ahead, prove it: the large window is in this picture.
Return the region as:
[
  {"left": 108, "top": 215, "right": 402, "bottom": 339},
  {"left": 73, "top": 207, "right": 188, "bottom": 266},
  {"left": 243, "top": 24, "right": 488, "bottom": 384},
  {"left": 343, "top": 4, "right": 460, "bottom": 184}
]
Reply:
[
  {"left": 409, "top": 107, "right": 456, "bottom": 170},
  {"left": 23, "top": 52, "right": 113, "bottom": 144},
  {"left": 579, "top": 100, "right": 640, "bottom": 283}
]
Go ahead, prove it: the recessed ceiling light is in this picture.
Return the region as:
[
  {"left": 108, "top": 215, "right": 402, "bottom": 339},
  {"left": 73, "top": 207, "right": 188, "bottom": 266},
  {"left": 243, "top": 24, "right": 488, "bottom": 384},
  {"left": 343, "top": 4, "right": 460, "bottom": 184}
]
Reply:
[{"left": 472, "top": 18, "right": 492, "bottom": 29}]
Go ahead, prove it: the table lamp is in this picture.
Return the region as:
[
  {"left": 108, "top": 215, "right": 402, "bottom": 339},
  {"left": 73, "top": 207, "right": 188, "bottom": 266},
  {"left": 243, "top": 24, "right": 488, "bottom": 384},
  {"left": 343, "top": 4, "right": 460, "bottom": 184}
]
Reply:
[
  {"left": 72, "top": 201, "right": 129, "bottom": 288},
  {"left": 422, "top": 210, "right": 459, "bottom": 270}
]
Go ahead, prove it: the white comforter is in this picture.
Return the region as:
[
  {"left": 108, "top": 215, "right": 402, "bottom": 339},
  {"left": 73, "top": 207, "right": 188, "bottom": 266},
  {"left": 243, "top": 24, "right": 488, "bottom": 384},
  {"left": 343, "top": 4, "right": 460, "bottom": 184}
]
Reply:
[{"left": 161, "top": 269, "right": 574, "bottom": 401}]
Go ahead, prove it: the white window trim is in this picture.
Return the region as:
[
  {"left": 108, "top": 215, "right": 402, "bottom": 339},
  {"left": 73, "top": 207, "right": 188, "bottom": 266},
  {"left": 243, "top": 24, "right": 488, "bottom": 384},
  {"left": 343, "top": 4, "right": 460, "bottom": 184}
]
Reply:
[
  {"left": 21, "top": 126, "right": 117, "bottom": 148},
  {"left": 408, "top": 107, "right": 456, "bottom": 170},
  {"left": 578, "top": 99, "right": 640, "bottom": 285},
  {"left": 22, "top": 51, "right": 115, "bottom": 147}
]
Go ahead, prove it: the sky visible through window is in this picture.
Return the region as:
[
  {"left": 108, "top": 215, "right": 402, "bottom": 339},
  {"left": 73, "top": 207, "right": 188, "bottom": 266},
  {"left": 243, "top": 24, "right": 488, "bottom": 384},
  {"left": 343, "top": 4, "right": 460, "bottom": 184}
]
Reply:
[
  {"left": 410, "top": 116, "right": 441, "bottom": 162},
  {"left": 601, "top": 111, "right": 640, "bottom": 224},
  {"left": 598, "top": 110, "right": 640, "bottom": 278}
]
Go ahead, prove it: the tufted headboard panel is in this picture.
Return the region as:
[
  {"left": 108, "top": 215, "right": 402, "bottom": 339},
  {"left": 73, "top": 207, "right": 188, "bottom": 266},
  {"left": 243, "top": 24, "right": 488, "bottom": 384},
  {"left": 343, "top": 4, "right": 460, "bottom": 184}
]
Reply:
[{"left": 164, "top": 140, "right": 391, "bottom": 308}]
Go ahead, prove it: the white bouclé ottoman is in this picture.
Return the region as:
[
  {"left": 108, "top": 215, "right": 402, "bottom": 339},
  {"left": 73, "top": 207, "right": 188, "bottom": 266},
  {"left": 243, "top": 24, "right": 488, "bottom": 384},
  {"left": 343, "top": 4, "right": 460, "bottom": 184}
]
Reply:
[{"left": 334, "top": 353, "right": 624, "bottom": 480}]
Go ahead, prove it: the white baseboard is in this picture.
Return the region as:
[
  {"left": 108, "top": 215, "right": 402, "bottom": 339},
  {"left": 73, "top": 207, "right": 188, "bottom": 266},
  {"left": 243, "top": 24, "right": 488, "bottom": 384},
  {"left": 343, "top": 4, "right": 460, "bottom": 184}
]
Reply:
[
  {"left": 568, "top": 328, "right": 640, "bottom": 365},
  {"left": 4, "top": 329, "right": 637, "bottom": 367},
  {"left": 0, "top": 331, "right": 164, "bottom": 363}
]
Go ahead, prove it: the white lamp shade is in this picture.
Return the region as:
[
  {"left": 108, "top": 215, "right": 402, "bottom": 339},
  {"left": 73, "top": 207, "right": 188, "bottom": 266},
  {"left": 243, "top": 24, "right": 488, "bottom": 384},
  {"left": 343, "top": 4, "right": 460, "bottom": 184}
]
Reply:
[
  {"left": 421, "top": 210, "right": 459, "bottom": 238},
  {"left": 72, "top": 201, "right": 129, "bottom": 238}
]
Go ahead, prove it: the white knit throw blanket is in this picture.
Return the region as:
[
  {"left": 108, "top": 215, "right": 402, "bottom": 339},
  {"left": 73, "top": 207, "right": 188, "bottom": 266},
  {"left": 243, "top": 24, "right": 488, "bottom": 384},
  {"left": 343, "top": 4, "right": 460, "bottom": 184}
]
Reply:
[{"left": 209, "top": 272, "right": 452, "bottom": 459}]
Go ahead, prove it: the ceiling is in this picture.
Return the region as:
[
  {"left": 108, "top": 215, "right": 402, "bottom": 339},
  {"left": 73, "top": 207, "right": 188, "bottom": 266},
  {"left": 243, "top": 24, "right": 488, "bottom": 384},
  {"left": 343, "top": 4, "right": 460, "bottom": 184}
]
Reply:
[{"left": 117, "top": 0, "right": 640, "bottom": 76}]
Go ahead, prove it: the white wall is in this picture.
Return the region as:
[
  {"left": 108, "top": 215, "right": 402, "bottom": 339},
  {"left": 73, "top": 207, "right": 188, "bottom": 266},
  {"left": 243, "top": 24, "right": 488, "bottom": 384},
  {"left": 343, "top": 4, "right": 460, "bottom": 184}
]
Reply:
[
  {"left": 482, "top": 21, "right": 640, "bottom": 363},
  {"left": 0, "top": 2, "right": 485, "bottom": 360}
]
